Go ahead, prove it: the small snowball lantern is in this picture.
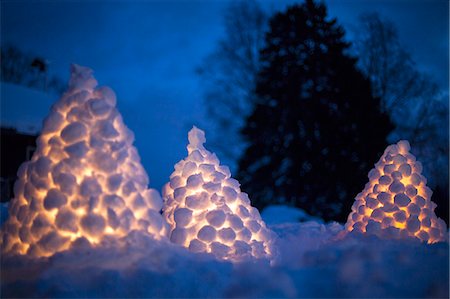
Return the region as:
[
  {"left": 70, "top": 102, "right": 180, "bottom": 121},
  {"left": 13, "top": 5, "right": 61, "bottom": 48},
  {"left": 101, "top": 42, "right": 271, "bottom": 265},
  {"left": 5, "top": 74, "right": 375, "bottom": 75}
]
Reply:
[
  {"left": 346, "top": 140, "right": 447, "bottom": 243},
  {"left": 162, "top": 127, "right": 274, "bottom": 260},
  {"left": 1, "top": 65, "right": 167, "bottom": 257}
]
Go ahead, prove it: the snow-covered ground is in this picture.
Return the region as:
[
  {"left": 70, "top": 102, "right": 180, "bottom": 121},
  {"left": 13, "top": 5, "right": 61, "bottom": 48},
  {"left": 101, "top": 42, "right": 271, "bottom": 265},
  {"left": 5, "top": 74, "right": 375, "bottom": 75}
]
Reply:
[{"left": 1, "top": 203, "right": 448, "bottom": 298}]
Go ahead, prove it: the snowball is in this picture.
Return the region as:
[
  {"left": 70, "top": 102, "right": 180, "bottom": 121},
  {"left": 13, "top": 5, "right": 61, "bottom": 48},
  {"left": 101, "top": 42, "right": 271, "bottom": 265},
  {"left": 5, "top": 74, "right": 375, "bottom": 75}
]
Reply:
[
  {"left": 103, "top": 195, "right": 125, "bottom": 209},
  {"left": 222, "top": 186, "right": 238, "bottom": 201},
  {"left": 174, "top": 208, "right": 193, "bottom": 227},
  {"left": 169, "top": 176, "right": 183, "bottom": 189},
  {"left": 190, "top": 150, "right": 204, "bottom": 163},
  {"left": 398, "top": 164, "right": 412, "bottom": 177},
  {"left": 366, "top": 197, "right": 379, "bottom": 209},
  {"left": 238, "top": 228, "right": 252, "bottom": 241},
  {"left": 406, "top": 216, "right": 420, "bottom": 233},
  {"left": 186, "top": 174, "right": 203, "bottom": 189},
  {"left": 392, "top": 154, "right": 407, "bottom": 165},
  {"left": 247, "top": 220, "right": 261, "bottom": 233},
  {"left": 198, "top": 225, "right": 217, "bottom": 243},
  {"left": 394, "top": 194, "right": 410, "bottom": 207},
  {"left": 414, "top": 195, "right": 426, "bottom": 207},
  {"left": 378, "top": 175, "right": 392, "bottom": 185},
  {"left": 211, "top": 171, "right": 226, "bottom": 183},
  {"left": 383, "top": 164, "right": 396, "bottom": 174},
  {"left": 206, "top": 210, "right": 226, "bottom": 227},
  {"left": 199, "top": 164, "right": 215, "bottom": 175},
  {"left": 234, "top": 240, "right": 252, "bottom": 255},
  {"left": 143, "top": 189, "right": 163, "bottom": 211},
  {"left": 80, "top": 177, "right": 102, "bottom": 197},
  {"left": 218, "top": 227, "right": 236, "bottom": 243},
  {"left": 413, "top": 161, "right": 423, "bottom": 173},
  {"left": 80, "top": 214, "right": 106, "bottom": 236},
  {"left": 37, "top": 231, "right": 69, "bottom": 253},
  {"left": 394, "top": 210, "right": 407, "bottom": 223},
  {"left": 189, "top": 239, "right": 206, "bottom": 253},
  {"left": 69, "top": 64, "right": 97, "bottom": 90},
  {"left": 376, "top": 192, "right": 391, "bottom": 204},
  {"left": 407, "top": 203, "right": 420, "bottom": 215},
  {"left": 88, "top": 98, "right": 112, "bottom": 116},
  {"left": 95, "top": 86, "right": 117, "bottom": 106},
  {"left": 44, "top": 189, "right": 67, "bottom": 210},
  {"left": 397, "top": 140, "right": 411, "bottom": 152},
  {"left": 238, "top": 205, "right": 250, "bottom": 218},
  {"left": 368, "top": 169, "right": 380, "bottom": 180},
  {"left": 188, "top": 126, "right": 206, "bottom": 149},
  {"left": 366, "top": 220, "right": 381, "bottom": 234},
  {"left": 107, "top": 208, "right": 120, "bottom": 229},
  {"left": 30, "top": 214, "right": 51, "bottom": 235},
  {"left": 391, "top": 171, "right": 402, "bottom": 180},
  {"left": 55, "top": 210, "right": 78, "bottom": 232},
  {"left": 34, "top": 157, "right": 52, "bottom": 177},
  {"left": 389, "top": 181, "right": 405, "bottom": 194},
  {"left": 173, "top": 187, "right": 187, "bottom": 201},
  {"left": 370, "top": 209, "right": 384, "bottom": 220},
  {"left": 97, "top": 120, "right": 119, "bottom": 139},
  {"left": 185, "top": 192, "right": 209, "bottom": 209},
  {"left": 107, "top": 174, "right": 123, "bottom": 191},
  {"left": 60, "top": 122, "right": 87, "bottom": 144},
  {"left": 405, "top": 185, "right": 417, "bottom": 197},
  {"left": 42, "top": 111, "right": 64, "bottom": 134},
  {"left": 210, "top": 242, "right": 230, "bottom": 258},
  {"left": 93, "top": 151, "right": 118, "bottom": 172},
  {"left": 203, "top": 182, "right": 221, "bottom": 192},
  {"left": 227, "top": 215, "right": 244, "bottom": 230},
  {"left": 410, "top": 173, "right": 422, "bottom": 186},
  {"left": 65, "top": 141, "right": 89, "bottom": 158}
]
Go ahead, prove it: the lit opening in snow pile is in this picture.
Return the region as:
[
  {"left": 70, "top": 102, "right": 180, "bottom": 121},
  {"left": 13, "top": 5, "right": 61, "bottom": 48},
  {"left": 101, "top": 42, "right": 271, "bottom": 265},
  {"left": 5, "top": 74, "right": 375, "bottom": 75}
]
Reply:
[
  {"left": 162, "top": 127, "right": 274, "bottom": 260},
  {"left": 346, "top": 140, "right": 448, "bottom": 243},
  {"left": 0, "top": 65, "right": 167, "bottom": 257}
]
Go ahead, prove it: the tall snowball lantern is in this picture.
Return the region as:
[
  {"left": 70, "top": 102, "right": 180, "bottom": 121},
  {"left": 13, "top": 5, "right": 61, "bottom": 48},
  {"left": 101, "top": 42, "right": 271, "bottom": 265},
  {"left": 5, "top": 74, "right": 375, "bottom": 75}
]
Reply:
[
  {"left": 346, "top": 140, "right": 448, "bottom": 243},
  {"left": 162, "top": 127, "right": 274, "bottom": 260},
  {"left": 1, "top": 65, "right": 167, "bottom": 257}
]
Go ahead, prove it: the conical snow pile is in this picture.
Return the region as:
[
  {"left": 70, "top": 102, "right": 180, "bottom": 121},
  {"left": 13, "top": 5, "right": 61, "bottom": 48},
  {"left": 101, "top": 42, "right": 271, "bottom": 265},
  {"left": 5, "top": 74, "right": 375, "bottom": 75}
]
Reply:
[
  {"left": 346, "top": 140, "right": 448, "bottom": 243},
  {"left": 1, "top": 65, "right": 167, "bottom": 257},
  {"left": 162, "top": 127, "right": 274, "bottom": 260}
]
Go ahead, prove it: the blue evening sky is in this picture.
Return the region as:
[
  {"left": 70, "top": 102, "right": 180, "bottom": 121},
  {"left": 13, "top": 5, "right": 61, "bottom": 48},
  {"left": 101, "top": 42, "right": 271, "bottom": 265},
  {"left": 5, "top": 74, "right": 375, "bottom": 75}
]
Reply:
[{"left": 1, "top": 0, "right": 448, "bottom": 189}]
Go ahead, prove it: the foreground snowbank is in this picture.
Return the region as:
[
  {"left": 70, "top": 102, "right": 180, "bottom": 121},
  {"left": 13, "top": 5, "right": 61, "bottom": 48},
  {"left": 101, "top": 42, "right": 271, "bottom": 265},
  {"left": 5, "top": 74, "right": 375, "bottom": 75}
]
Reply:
[{"left": 1, "top": 219, "right": 448, "bottom": 298}]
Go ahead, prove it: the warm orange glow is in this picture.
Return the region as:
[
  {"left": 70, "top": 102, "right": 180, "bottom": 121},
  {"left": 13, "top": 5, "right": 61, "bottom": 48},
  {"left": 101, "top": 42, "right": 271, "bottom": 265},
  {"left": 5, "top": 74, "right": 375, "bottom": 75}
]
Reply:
[
  {"left": 346, "top": 140, "right": 448, "bottom": 244},
  {"left": 0, "top": 65, "right": 167, "bottom": 257},
  {"left": 162, "top": 127, "right": 274, "bottom": 260}
]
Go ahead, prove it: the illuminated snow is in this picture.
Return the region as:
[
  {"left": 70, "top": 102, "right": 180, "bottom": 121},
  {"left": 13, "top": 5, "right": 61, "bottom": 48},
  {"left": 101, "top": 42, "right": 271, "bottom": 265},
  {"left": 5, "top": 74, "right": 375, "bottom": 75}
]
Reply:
[
  {"left": 162, "top": 126, "right": 274, "bottom": 260},
  {"left": 346, "top": 140, "right": 448, "bottom": 243},
  {"left": 0, "top": 65, "right": 167, "bottom": 257}
]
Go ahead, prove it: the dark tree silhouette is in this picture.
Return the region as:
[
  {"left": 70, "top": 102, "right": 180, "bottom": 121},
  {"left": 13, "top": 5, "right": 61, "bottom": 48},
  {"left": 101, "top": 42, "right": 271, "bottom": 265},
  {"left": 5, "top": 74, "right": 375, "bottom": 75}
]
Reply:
[
  {"left": 237, "top": 0, "right": 394, "bottom": 222},
  {"left": 197, "top": 0, "right": 267, "bottom": 170},
  {"left": 0, "top": 45, "right": 65, "bottom": 94}
]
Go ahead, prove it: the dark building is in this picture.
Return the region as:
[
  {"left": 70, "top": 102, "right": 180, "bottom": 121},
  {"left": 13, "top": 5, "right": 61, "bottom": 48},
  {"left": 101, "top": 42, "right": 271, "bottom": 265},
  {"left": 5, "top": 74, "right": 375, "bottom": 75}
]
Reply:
[{"left": 0, "top": 127, "right": 37, "bottom": 202}]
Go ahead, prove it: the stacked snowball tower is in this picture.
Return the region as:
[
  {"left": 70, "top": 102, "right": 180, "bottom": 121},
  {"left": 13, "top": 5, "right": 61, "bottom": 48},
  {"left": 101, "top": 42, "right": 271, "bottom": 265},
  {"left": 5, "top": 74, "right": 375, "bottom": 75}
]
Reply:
[
  {"left": 162, "top": 127, "right": 274, "bottom": 260},
  {"left": 346, "top": 140, "right": 447, "bottom": 243},
  {"left": 0, "top": 65, "right": 167, "bottom": 257}
]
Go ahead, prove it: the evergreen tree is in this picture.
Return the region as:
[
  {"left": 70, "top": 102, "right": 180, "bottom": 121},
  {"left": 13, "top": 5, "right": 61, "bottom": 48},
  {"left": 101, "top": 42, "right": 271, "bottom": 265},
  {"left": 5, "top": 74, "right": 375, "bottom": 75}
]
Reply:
[{"left": 237, "top": 0, "right": 394, "bottom": 222}]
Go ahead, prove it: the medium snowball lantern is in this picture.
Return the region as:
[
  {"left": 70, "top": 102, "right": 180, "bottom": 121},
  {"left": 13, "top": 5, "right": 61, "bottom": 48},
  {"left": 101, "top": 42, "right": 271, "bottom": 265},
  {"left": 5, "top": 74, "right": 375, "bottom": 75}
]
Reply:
[
  {"left": 162, "top": 126, "right": 274, "bottom": 260},
  {"left": 1, "top": 65, "right": 167, "bottom": 257},
  {"left": 346, "top": 140, "right": 447, "bottom": 243}
]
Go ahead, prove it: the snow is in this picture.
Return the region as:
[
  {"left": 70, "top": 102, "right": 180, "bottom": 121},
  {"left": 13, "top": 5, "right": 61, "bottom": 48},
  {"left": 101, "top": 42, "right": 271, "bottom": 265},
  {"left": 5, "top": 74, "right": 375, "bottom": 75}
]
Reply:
[
  {"left": 262, "top": 205, "right": 323, "bottom": 225},
  {"left": 1, "top": 220, "right": 448, "bottom": 298},
  {"left": 0, "top": 65, "right": 168, "bottom": 258},
  {"left": 162, "top": 126, "right": 274, "bottom": 260}
]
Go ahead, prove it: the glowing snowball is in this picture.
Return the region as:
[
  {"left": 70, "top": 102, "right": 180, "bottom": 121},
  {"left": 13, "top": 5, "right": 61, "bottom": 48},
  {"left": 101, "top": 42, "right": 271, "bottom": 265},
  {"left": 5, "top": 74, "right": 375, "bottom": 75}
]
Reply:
[
  {"left": 346, "top": 140, "right": 448, "bottom": 243},
  {"left": 1, "top": 65, "right": 167, "bottom": 257},
  {"left": 163, "top": 126, "right": 274, "bottom": 260}
]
